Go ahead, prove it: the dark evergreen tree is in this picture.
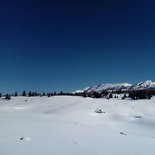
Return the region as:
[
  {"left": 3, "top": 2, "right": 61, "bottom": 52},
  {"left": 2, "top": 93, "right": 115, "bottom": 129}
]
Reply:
[
  {"left": 28, "top": 91, "right": 32, "bottom": 97},
  {"left": 14, "top": 92, "right": 18, "bottom": 97},
  {"left": 122, "top": 94, "right": 127, "bottom": 100},
  {"left": 129, "top": 90, "right": 152, "bottom": 100},
  {"left": 92, "top": 92, "right": 102, "bottom": 98},
  {"left": 114, "top": 95, "right": 117, "bottom": 98},
  {"left": 5, "top": 94, "right": 11, "bottom": 100},
  {"left": 22, "top": 91, "right": 26, "bottom": 96},
  {"left": 109, "top": 93, "right": 113, "bottom": 98},
  {"left": 0, "top": 93, "right": 2, "bottom": 98},
  {"left": 147, "top": 94, "right": 152, "bottom": 99},
  {"left": 115, "top": 90, "right": 123, "bottom": 94},
  {"left": 50, "top": 92, "right": 54, "bottom": 96},
  {"left": 82, "top": 92, "right": 87, "bottom": 98},
  {"left": 34, "top": 92, "right": 38, "bottom": 96},
  {"left": 60, "top": 91, "right": 64, "bottom": 95},
  {"left": 101, "top": 91, "right": 108, "bottom": 97},
  {"left": 47, "top": 93, "right": 51, "bottom": 97}
]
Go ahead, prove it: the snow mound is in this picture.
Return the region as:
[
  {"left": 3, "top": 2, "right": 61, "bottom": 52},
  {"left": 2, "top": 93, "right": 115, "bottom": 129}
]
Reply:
[{"left": 20, "top": 137, "right": 31, "bottom": 141}]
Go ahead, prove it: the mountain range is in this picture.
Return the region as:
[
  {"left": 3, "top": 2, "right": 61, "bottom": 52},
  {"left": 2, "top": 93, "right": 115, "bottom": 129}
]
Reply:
[{"left": 74, "top": 80, "right": 155, "bottom": 93}]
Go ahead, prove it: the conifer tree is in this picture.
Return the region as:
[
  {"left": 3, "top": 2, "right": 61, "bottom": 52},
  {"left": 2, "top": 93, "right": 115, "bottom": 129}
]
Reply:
[
  {"left": 22, "top": 91, "right": 26, "bottom": 96},
  {"left": 5, "top": 94, "right": 11, "bottom": 100},
  {"left": 14, "top": 92, "right": 18, "bottom": 97}
]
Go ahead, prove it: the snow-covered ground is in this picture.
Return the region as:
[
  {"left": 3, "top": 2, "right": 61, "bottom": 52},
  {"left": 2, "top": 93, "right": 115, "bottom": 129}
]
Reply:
[{"left": 0, "top": 96, "right": 155, "bottom": 155}]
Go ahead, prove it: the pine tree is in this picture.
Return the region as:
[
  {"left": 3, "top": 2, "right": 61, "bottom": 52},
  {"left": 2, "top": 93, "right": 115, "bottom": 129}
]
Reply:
[
  {"left": 109, "top": 93, "right": 113, "bottom": 98},
  {"left": 22, "top": 91, "right": 26, "bottom": 96},
  {"left": 0, "top": 93, "right": 2, "bottom": 98},
  {"left": 60, "top": 91, "right": 64, "bottom": 95},
  {"left": 14, "top": 92, "right": 18, "bottom": 97},
  {"left": 28, "top": 91, "right": 32, "bottom": 97},
  {"left": 122, "top": 94, "right": 127, "bottom": 100},
  {"left": 34, "top": 92, "right": 38, "bottom": 96},
  {"left": 47, "top": 93, "right": 51, "bottom": 97},
  {"left": 31, "top": 92, "right": 34, "bottom": 96},
  {"left": 5, "top": 94, "right": 11, "bottom": 100}
]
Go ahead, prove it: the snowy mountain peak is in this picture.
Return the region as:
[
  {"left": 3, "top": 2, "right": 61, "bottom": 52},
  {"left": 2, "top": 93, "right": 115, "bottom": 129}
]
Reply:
[
  {"left": 94, "top": 83, "right": 132, "bottom": 92},
  {"left": 137, "top": 80, "right": 154, "bottom": 86},
  {"left": 74, "top": 82, "right": 132, "bottom": 93},
  {"left": 74, "top": 80, "right": 155, "bottom": 93},
  {"left": 132, "top": 80, "right": 155, "bottom": 90}
]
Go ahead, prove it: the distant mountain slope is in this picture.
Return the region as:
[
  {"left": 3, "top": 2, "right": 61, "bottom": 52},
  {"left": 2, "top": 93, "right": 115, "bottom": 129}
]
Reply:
[
  {"left": 74, "top": 80, "right": 155, "bottom": 93},
  {"left": 131, "top": 80, "right": 155, "bottom": 90},
  {"left": 85, "top": 83, "right": 132, "bottom": 93}
]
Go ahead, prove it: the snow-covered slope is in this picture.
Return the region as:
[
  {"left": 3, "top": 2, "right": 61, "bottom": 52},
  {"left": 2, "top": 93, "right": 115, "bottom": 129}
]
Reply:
[
  {"left": 86, "top": 83, "right": 132, "bottom": 93},
  {"left": 0, "top": 96, "right": 155, "bottom": 155},
  {"left": 131, "top": 80, "right": 155, "bottom": 90},
  {"left": 72, "top": 87, "right": 90, "bottom": 93},
  {"left": 74, "top": 80, "right": 155, "bottom": 93}
]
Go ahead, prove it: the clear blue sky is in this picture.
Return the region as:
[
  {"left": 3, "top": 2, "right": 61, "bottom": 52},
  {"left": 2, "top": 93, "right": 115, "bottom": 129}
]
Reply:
[{"left": 0, "top": 0, "right": 155, "bottom": 93}]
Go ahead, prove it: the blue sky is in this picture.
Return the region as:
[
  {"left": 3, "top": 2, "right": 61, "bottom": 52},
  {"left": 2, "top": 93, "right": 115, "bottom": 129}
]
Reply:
[{"left": 0, "top": 0, "right": 155, "bottom": 93}]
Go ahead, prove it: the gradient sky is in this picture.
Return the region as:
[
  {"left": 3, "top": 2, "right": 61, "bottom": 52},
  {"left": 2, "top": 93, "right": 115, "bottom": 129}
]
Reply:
[{"left": 0, "top": 0, "right": 155, "bottom": 93}]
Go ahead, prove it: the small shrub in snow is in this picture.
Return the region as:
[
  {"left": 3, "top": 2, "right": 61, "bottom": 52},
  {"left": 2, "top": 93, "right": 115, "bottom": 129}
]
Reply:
[
  {"left": 20, "top": 137, "right": 31, "bottom": 141},
  {"left": 20, "top": 137, "right": 24, "bottom": 140},
  {"left": 106, "top": 96, "right": 109, "bottom": 100},
  {"left": 95, "top": 109, "right": 103, "bottom": 113},
  {"left": 120, "top": 132, "right": 126, "bottom": 136},
  {"left": 135, "top": 116, "right": 142, "bottom": 119}
]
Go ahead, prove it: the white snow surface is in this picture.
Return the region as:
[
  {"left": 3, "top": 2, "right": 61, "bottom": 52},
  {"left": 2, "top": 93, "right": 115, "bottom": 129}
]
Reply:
[{"left": 0, "top": 96, "right": 155, "bottom": 155}]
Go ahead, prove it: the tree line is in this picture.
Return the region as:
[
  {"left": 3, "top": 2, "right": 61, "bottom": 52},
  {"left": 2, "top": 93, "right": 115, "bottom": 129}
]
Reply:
[
  {"left": 73, "top": 89, "right": 155, "bottom": 100},
  {"left": 0, "top": 91, "right": 75, "bottom": 100},
  {"left": 0, "top": 89, "right": 155, "bottom": 100}
]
